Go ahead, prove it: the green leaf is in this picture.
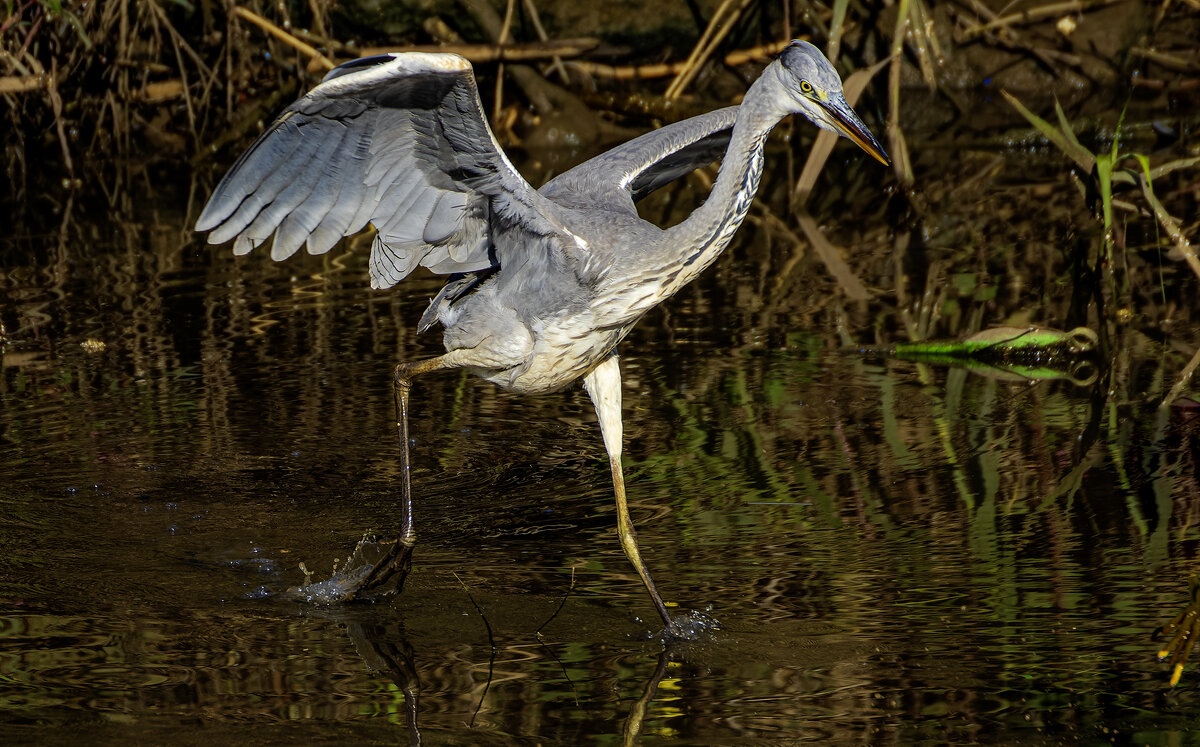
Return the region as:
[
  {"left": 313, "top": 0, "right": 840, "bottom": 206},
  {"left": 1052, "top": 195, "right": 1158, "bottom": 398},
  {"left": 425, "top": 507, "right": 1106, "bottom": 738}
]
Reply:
[
  {"left": 1095, "top": 152, "right": 1114, "bottom": 239},
  {"left": 1053, "top": 98, "right": 1091, "bottom": 167},
  {"left": 1001, "top": 90, "right": 1094, "bottom": 172},
  {"left": 849, "top": 327, "right": 1099, "bottom": 384}
]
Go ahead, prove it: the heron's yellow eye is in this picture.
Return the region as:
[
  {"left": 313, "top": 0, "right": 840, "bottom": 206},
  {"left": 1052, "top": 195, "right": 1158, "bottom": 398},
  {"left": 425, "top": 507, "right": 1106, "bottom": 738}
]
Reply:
[{"left": 799, "top": 80, "right": 814, "bottom": 94}]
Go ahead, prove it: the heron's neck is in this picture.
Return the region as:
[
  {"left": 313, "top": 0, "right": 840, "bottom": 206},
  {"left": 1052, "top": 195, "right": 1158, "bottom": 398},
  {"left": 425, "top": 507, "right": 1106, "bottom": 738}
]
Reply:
[{"left": 655, "top": 70, "right": 787, "bottom": 295}]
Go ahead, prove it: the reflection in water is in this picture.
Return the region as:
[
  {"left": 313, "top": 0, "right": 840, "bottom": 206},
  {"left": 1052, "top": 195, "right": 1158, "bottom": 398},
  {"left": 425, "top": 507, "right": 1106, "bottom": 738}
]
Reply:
[
  {"left": 853, "top": 325, "right": 1103, "bottom": 387},
  {"left": 622, "top": 649, "right": 671, "bottom": 747},
  {"left": 345, "top": 621, "right": 422, "bottom": 746},
  {"left": 4, "top": 157, "right": 1200, "bottom": 741},
  {"left": 1155, "top": 575, "right": 1200, "bottom": 687}
]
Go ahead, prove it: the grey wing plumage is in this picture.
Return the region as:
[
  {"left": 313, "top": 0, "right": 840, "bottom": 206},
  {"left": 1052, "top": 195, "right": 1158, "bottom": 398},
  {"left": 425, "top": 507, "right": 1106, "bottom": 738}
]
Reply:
[
  {"left": 195, "top": 53, "right": 566, "bottom": 289},
  {"left": 539, "top": 106, "right": 737, "bottom": 214}
]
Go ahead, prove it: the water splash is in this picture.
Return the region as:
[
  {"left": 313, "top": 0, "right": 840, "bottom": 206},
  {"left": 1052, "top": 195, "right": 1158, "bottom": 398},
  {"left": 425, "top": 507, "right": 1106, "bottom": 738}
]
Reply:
[
  {"left": 284, "top": 534, "right": 403, "bottom": 605},
  {"left": 661, "top": 609, "right": 722, "bottom": 642}
]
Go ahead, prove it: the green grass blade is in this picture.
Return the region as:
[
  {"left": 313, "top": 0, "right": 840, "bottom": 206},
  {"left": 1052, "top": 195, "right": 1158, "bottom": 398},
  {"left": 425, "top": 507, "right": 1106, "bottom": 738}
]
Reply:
[{"left": 1002, "top": 90, "right": 1094, "bottom": 172}]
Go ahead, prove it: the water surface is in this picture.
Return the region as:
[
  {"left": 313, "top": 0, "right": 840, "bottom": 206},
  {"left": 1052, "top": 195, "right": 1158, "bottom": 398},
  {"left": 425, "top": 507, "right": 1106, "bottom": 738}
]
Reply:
[{"left": 3, "top": 123, "right": 1200, "bottom": 744}]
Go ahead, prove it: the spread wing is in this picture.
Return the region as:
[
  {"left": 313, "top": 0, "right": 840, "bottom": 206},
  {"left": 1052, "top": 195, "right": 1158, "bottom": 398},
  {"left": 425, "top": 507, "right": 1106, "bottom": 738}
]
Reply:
[
  {"left": 195, "top": 53, "right": 566, "bottom": 289},
  {"left": 539, "top": 106, "right": 737, "bottom": 214}
]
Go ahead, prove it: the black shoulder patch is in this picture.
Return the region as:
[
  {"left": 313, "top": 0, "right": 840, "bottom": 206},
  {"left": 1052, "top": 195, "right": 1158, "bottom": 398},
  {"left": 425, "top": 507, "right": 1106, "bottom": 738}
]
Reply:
[{"left": 321, "top": 54, "right": 398, "bottom": 83}]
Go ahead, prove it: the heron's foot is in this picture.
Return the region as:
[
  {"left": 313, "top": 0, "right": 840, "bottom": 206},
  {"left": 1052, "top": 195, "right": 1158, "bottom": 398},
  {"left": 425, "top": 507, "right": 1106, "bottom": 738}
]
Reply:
[
  {"left": 653, "top": 609, "right": 721, "bottom": 643},
  {"left": 285, "top": 532, "right": 414, "bottom": 605},
  {"left": 1155, "top": 574, "right": 1200, "bottom": 686}
]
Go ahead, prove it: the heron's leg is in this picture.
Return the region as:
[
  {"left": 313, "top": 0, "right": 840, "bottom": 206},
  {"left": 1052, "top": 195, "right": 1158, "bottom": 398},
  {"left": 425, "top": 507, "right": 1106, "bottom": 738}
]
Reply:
[
  {"left": 583, "top": 355, "right": 673, "bottom": 629},
  {"left": 352, "top": 354, "right": 458, "bottom": 598}
]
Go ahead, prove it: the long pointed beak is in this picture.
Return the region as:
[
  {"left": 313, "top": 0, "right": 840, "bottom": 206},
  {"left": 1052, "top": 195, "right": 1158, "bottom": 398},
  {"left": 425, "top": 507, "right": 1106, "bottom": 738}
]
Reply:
[{"left": 822, "top": 96, "right": 890, "bottom": 167}]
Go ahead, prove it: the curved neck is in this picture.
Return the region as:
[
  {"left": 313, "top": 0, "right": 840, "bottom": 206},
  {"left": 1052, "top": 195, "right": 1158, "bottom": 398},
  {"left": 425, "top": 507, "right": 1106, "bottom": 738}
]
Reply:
[{"left": 653, "top": 66, "right": 788, "bottom": 296}]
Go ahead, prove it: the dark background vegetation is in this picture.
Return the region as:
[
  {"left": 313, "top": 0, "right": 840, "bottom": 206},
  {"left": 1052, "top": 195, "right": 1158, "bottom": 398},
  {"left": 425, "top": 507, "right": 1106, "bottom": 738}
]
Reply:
[{"left": 2, "top": 0, "right": 1197, "bottom": 176}]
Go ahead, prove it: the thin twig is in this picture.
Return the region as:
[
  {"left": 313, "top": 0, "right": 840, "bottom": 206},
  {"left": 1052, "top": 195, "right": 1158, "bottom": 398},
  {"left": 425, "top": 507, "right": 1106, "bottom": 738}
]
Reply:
[
  {"left": 164, "top": 13, "right": 196, "bottom": 137},
  {"left": 533, "top": 568, "right": 580, "bottom": 708},
  {"left": 954, "top": 0, "right": 1061, "bottom": 73},
  {"left": 352, "top": 38, "right": 599, "bottom": 64},
  {"left": 535, "top": 567, "right": 575, "bottom": 637},
  {"left": 0, "top": 74, "right": 46, "bottom": 93},
  {"left": 569, "top": 39, "right": 790, "bottom": 80},
  {"left": 0, "top": 0, "right": 36, "bottom": 36},
  {"left": 230, "top": 5, "right": 335, "bottom": 70},
  {"left": 308, "top": 0, "right": 329, "bottom": 39},
  {"left": 1139, "top": 171, "right": 1200, "bottom": 282},
  {"left": 666, "top": 0, "right": 737, "bottom": 98},
  {"left": 907, "top": 0, "right": 939, "bottom": 89},
  {"left": 493, "top": 0, "right": 516, "bottom": 128},
  {"left": 1131, "top": 46, "right": 1200, "bottom": 73},
  {"left": 453, "top": 572, "right": 498, "bottom": 729},
  {"left": 1149, "top": 156, "right": 1200, "bottom": 181},
  {"left": 18, "top": 8, "right": 42, "bottom": 59},
  {"left": 148, "top": 0, "right": 212, "bottom": 79},
  {"left": 887, "top": 0, "right": 914, "bottom": 185},
  {"left": 1162, "top": 344, "right": 1200, "bottom": 409},
  {"left": 47, "top": 58, "right": 73, "bottom": 178},
  {"left": 665, "top": 0, "right": 755, "bottom": 100},
  {"left": 521, "top": 0, "right": 568, "bottom": 82},
  {"left": 961, "top": 0, "right": 1120, "bottom": 39}
]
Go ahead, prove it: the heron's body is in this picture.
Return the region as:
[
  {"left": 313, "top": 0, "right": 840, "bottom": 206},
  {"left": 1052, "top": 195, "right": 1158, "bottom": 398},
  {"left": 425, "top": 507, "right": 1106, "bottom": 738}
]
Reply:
[
  {"left": 197, "top": 41, "right": 887, "bottom": 629},
  {"left": 434, "top": 97, "right": 775, "bottom": 395},
  {"left": 436, "top": 189, "right": 738, "bottom": 393}
]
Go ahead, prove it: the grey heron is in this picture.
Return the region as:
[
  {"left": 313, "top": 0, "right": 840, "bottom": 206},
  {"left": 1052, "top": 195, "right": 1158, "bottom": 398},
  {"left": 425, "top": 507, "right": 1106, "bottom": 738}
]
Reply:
[{"left": 196, "top": 40, "right": 888, "bottom": 631}]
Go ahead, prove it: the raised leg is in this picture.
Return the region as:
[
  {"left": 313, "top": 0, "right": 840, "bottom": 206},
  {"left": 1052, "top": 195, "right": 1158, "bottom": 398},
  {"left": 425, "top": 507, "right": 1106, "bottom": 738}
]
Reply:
[
  {"left": 583, "top": 355, "right": 673, "bottom": 629},
  {"left": 350, "top": 354, "right": 457, "bottom": 599}
]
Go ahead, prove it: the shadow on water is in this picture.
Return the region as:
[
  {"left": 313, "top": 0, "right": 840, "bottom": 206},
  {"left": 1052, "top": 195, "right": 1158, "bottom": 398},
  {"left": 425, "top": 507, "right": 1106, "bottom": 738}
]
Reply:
[{"left": 4, "top": 101, "right": 1200, "bottom": 742}]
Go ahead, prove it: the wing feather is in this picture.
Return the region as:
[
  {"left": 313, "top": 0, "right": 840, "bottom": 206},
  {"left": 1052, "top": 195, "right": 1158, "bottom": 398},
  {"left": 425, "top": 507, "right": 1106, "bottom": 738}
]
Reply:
[
  {"left": 206, "top": 120, "right": 325, "bottom": 244},
  {"left": 379, "top": 185, "right": 441, "bottom": 243},
  {"left": 304, "top": 126, "right": 373, "bottom": 254},
  {"left": 370, "top": 168, "right": 425, "bottom": 232},
  {"left": 267, "top": 122, "right": 357, "bottom": 258},
  {"left": 197, "top": 52, "right": 567, "bottom": 288},
  {"left": 539, "top": 106, "right": 738, "bottom": 215},
  {"left": 196, "top": 120, "right": 303, "bottom": 233},
  {"left": 423, "top": 192, "right": 465, "bottom": 244}
]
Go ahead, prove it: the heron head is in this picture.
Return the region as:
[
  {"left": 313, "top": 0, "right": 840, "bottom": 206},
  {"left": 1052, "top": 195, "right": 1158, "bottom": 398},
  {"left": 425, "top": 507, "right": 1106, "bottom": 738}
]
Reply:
[{"left": 777, "top": 41, "right": 890, "bottom": 166}]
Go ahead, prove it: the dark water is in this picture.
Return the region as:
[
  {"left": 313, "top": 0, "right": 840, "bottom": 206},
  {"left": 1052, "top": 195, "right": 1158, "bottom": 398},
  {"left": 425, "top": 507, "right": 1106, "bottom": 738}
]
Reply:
[{"left": 4, "top": 125, "right": 1200, "bottom": 744}]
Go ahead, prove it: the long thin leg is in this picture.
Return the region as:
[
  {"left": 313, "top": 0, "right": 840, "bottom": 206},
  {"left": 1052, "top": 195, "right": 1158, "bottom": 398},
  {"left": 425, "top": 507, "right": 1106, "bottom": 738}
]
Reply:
[
  {"left": 583, "top": 355, "right": 673, "bottom": 629},
  {"left": 351, "top": 354, "right": 457, "bottom": 598}
]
